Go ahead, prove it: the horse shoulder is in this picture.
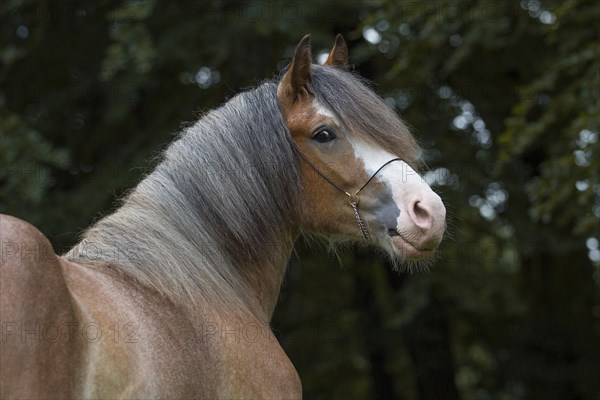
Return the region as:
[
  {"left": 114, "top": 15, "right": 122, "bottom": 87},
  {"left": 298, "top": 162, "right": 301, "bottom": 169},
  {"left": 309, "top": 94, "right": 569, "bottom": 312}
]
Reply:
[
  {"left": 0, "top": 214, "right": 78, "bottom": 399},
  {"left": 59, "top": 260, "right": 217, "bottom": 398},
  {"left": 59, "top": 255, "right": 302, "bottom": 397},
  {"left": 210, "top": 315, "right": 302, "bottom": 398}
]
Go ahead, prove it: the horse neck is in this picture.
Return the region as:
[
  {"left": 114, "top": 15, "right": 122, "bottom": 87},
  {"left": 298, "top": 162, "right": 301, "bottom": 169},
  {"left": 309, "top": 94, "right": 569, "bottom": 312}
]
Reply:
[
  {"left": 71, "top": 194, "right": 298, "bottom": 323},
  {"left": 121, "top": 185, "right": 298, "bottom": 322},
  {"left": 68, "top": 83, "right": 303, "bottom": 323},
  {"left": 239, "top": 233, "right": 298, "bottom": 320}
]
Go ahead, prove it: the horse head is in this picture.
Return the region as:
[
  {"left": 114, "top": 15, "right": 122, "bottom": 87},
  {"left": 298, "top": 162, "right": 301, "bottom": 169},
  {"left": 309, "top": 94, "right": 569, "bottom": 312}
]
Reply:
[{"left": 278, "top": 35, "right": 446, "bottom": 264}]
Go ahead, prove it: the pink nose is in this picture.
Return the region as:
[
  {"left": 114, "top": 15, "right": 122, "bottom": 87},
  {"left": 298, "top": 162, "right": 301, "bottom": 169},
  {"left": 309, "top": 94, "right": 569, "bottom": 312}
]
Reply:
[
  {"left": 409, "top": 200, "right": 434, "bottom": 230},
  {"left": 406, "top": 196, "right": 446, "bottom": 250}
]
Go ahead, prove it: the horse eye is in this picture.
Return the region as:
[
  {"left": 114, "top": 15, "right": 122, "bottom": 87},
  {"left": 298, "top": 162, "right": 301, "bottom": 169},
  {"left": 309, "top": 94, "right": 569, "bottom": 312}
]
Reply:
[{"left": 312, "top": 129, "right": 336, "bottom": 143}]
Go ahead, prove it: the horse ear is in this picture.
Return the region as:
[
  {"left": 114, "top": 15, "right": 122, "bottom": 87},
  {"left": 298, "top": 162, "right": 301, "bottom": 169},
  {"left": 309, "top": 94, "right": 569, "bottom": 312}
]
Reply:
[
  {"left": 279, "top": 34, "right": 313, "bottom": 102},
  {"left": 324, "top": 34, "right": 348, "bottom": 70}
]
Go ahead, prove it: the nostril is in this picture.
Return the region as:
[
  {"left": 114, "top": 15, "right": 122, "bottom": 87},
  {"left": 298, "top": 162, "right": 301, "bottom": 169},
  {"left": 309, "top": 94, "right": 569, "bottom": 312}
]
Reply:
[{"left": 412, "top": 201, "right": 433, "bottom": 230}]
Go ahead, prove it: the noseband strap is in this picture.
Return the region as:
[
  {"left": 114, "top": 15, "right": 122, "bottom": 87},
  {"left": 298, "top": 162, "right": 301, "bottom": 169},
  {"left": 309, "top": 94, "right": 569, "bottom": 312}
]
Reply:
[{"left": 292, "top": 145, "right": 401, "bottom": 241}]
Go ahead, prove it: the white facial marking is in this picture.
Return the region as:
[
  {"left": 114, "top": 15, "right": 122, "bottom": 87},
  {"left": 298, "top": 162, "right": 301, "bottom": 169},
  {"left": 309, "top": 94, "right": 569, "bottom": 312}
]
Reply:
[
  {"left": 313, "top": 101, "right": 336, "bottom": 121},
  {"left": 348, "top": 134, "right": 445, "bottom": 246},
  {"left": 349, "top": 137, "right": 425, "bottom": 202}
]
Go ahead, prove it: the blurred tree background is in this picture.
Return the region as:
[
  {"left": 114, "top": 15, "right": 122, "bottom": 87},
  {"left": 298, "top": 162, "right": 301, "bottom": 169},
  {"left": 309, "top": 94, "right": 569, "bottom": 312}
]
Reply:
[{"left": 1, "top": 0, "right": 598, "bottom": 399}]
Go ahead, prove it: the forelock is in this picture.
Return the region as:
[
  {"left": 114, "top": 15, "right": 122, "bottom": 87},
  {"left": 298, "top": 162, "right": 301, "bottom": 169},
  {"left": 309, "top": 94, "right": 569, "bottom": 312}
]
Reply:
[{"left": 309, "top": 65, "right": 422, "bottom": 168}]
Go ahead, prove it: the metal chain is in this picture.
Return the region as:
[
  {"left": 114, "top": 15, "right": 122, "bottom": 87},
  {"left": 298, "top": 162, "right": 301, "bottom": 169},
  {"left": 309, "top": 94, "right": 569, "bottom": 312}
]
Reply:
[{"left": 349, "top": 201, "right": 371, "bottom": 241}]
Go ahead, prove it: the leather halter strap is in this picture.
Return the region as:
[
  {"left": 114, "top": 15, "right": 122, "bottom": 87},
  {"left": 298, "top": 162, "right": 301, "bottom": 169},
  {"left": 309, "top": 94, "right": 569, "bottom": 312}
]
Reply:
[{"left": 292, "top": 144, "right": 402, "bottom": 240}]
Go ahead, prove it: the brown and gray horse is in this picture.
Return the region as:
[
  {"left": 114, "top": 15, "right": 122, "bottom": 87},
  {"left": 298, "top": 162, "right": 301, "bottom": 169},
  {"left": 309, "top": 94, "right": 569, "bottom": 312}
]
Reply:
[{"left": 0, "top": 35, "right": 445, "bottom": 398}]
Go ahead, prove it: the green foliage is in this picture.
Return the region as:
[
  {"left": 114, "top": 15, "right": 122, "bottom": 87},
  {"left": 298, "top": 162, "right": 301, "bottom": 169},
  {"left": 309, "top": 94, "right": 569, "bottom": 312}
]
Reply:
[
  {"left": 1, "top": 0, "right": 598, "bottom": 399},
  {"left": 499, "top": 0, "right": 600, "bottom": 236},
  {"left": 0, "top": 112, "right": 69, "bottom": 225},
  {"left": 101, "top": 0, "right": 156, "bottom": 80}
]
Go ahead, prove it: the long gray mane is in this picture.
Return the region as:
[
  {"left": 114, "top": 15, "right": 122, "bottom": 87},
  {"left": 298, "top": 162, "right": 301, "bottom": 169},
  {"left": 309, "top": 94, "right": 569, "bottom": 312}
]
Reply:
[
  {"left": 66, "top": 65, "right": 419, "bottom": 309},
  {"left": 66, "top": 81, "right": 300, "bottom": 309}
]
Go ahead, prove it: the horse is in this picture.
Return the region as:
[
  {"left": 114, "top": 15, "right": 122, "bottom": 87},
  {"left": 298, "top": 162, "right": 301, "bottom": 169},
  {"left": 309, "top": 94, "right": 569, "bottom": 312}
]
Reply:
[{"left": 0, "top": 35, "right": 446, "bottom": 398}]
